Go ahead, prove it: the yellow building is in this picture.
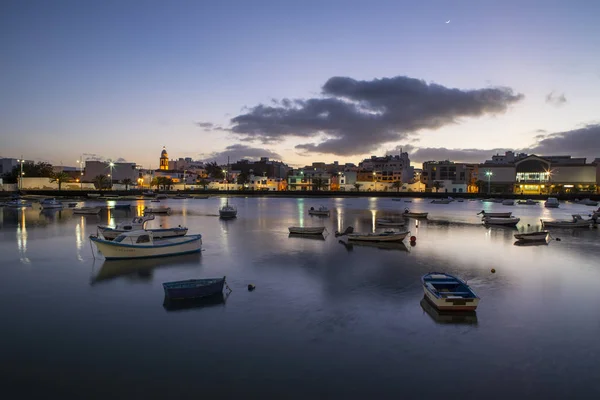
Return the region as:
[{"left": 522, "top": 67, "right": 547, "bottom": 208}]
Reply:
[{"left": 159, "top": 147, "right": 169, "bottom": 170}]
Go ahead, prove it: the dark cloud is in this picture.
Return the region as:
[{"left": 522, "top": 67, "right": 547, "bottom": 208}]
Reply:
[
  {"left": 545, "top": 92, "right": 567, "bottom": 106},
  {"left": 199, "top": 144, "right": 282, "bottom": 163},
  {"left": 395, "top": 123, "right": 600, "bottom": 164},
  {"left": 535, "top": 129, "right": 547, "bottom": 133},
  {"left": 229, "top": 75, "right": 524, "bottom": 156},
  {"left": 527, "top": 124, "right": 600, "bottom": 157}
]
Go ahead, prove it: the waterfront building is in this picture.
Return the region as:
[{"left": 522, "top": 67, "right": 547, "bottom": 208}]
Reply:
[
  {"left": 478, "top": 152, "right": 598, "bottom": 194},
  {"left": 358, "top": 152, "right": 412, "bottom": 183},
  {"left": 82, "top": 161, "right": 139, "bottom": 183},
  {"left": 0, "top": 158, "right": 18, "bottom": 176},
  {"left": 421, "top": 161, "right": 478, "bottom": 193},
  {"left": 287, "top": 166, "right": 331, "bottom": 191},
  {"left": 231, "top": 157, "right": 290, "bottom": 179}
]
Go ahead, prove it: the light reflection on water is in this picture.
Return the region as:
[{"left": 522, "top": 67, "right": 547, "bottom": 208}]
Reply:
[{"left": 0, "top": 197, "right": 599, "bottom": 398}]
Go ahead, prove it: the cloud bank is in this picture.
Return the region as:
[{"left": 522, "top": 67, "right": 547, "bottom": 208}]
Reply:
[
  {"left": 545, "top": 92, "right": 567, "bottom": 107},
  {"left": 228, "top": 75, "right": 524, "bottom": 156},
  {"left": 199, "top": 144, "right": 282, "bottom": 163},
  {"left": 398, "top": 124, "right": 600, "bottom": 164}
]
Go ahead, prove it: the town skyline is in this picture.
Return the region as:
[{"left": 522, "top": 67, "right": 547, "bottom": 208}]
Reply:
[{"left": 2, "top": 1, "right": 600, "bottom": 167}]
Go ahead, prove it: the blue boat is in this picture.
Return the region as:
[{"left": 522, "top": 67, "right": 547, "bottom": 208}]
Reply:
[
  {"left": 421, "top": 272, "right": 480, "bottom": 311},
  {"left": 163, "top": 276, "right": 226, "bottom": 300}
]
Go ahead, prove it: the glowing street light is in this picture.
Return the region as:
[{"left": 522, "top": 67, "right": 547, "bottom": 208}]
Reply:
[
  {"left": 485, "top": 170, "right": 493, "bottom": 195},
  {"left": 16, "top": 157, "right": 25, "bottom": 190},
  {"left": 109, "top": 161, "right": 115, "bottom": 189}
]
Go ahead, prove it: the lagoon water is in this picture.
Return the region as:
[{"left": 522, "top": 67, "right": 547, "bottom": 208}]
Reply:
[{"left": 1, "top": 197, "right": 599, "bottom": 399}]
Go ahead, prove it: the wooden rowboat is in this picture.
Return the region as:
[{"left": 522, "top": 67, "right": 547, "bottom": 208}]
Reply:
[{"left": 163, "top": 276, "right": 226, "bottom": 300}]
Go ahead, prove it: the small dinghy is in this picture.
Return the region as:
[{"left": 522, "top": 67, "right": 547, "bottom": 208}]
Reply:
[
  {"left": 403, "top": 208, "right": 428, "bottom": 218},
  {"left": 40, "top": 198, "right": 63, "bottom": 209},
  {"left": 502, "top": 199, "right": 515, "bottom": 206},
  {"left": 144, "top": 206, "right": 171, "bottom": 214},
  {"left": 579, "top": 198, "right": 599, "bottom": 206},
  {"left": 477, "top": 210, "right": 512, "bottom": 218},
  {"left": 544, "top": 197, "right": 560, "bottom": 208},
  {"left": 517, "top": 199, "right": 537, "bottom": 205},
  {"left": 376, "top": 218, "right": 406, "bottom": 227},
  {"left": 514, "top": 231, "right": 549, "bottom": 242},
  {"left": 347, "top": 230, "right": 410, "bottom": 242},
  {"left": 163, "top": 277, "right": 227, "bottom": 300},
  {"left": 482, "top": 216, "right": 520, "bottom": 226},
  {"left": 541, "top": 214, "right": 592, "bottom": 228},
  {"left": 422, "top": 272, "right": 480, "bottom": 311},
  {"left": 219, "top": 204, "right": 237, "bottom": 219},
  {"left": 90, "top": 230, "right": 201, "bottom": 260},
  {"left": 308, "top": 206, "right": 330, "bottom": 216},
  {"left": 431, "top": 199, "right": 452, "bottom": 204},
  {"left": 288, "top": 226, "right": 326, "bottom": 235},
  {"left": 73, "top": 206, "right": 102, "bottom": 215}
]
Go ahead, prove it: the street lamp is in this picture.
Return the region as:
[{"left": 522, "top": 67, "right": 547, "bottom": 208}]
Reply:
[
  {"left": 485, "top": 170, "right": 493, "bottom": 195},
  {"left": 109, "top": 162, "right": 115, "bottom": 189},
  {"left": 17, "top": 157, "right": 25, "bottom": 190}
]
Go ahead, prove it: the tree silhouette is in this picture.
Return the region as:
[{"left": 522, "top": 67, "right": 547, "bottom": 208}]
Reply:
[{"left": 50, "top": 171, "right": 72, "bottom": 190}]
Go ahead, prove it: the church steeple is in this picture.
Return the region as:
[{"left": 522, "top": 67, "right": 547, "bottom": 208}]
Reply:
[{"left": 160, "top": 146, "right": 169, "bottom": 170}]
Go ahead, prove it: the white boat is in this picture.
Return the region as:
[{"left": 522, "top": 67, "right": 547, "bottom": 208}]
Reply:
[
  {"left": 544, "top": 197, "right": 560, "bottom": 208},
  {"left": 288, "top": 226, "right": 326, "bottom": 235},
  {"left": 482, "top": 216, "right": 520, "bottom": 226},
  {"left": 144, "top": 206, "right": 171, "bottom": 214},
  {"left": 3, "top": 199, "right": 33, "bottom": 208},
  {"left": 219, "top": 204, "right": 237, "bottom": 219},
  {"left": 514, "top": 231, "right": 549, "bottom": 242},
  {"left": 517, "top": 199, "right": 537, "bottom": 205},
  {"left": 73, "top": 206, "right": 102, "bottom": 215},
  {"left": 502, "top": 199, "right": 515, "bottom": 206},
  {"left": 98, "top": 215, "right": 156, "bottom": 238},
  {"left": 422, "top": 272, "right": 480, "bottom": 311},
  {"left": 403, "top": 208, "right": 428, "bottom": 218},
  {"left": 477, "top": 210, "right": 512, "bottom": 218},
  {"left": 40, "top": 198, "right": 63, "bottom": 209},
  {"left": 541, "top": 214, "right": 592, "bottom": 228},
  {"left": 90, "top": 230, "right": 202, "bottom": 260},
  {"left": 348, "top": 230, "right": 410, "bottom": 242},
  {"left": 308, "top": 206, "right": 330, "bottom": 216},
  {"left": 376, "top": 219, "right": 406, "bottom": 227},
  {"left": 579, "top": 198, "right": 599, "bottom": 206}
]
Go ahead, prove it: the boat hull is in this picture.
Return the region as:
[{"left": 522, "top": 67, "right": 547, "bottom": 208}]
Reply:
[
  {"left": 404, "top": 212, "right": 428, "bottom": 218},
  {"left": 219, "top": 210, "right": 237, "bottom": 219},
  {"left": 541, "top": 221, "right": 591, "bottom": 228},
  {"left": 483, "top": 217, "right": 520, "bottom": 226},
  {"left": 163, "top": 277, "right": 225, "bottom": 300},
  {"left": 479, "top": 212, "right": 512, "bottom": 217},
  {"left": 514, "top": 232, "right": 549, "bottom": 241},
  {"left": 73, "top": 207, "right": 101, "bottom": 215},
  {"left": 144, "top": 207, "right": 171, "bottom": 214},
  {"left": 288, "top": 227, "right": 325, "bottom": 234},
  {"left": 308, "top": 211, "right": 330, "bottom": 216},
  {"left": 91, "top": 235, "right": 202, "bottom": 260},
  {"left": 422, "top": 272, "right": 480, "bottom": 311},
  {"left": 100, "top": 227, "right": 188, "bottom": 240},
  {"left": 348, "top": 231, "right": 409, "bottom": 242},
  {"left": 423, "top": 291, "right": 479, "bottom": 311},
  {"left": 376, "top": 219, "right": 405, "bottom": 227}
]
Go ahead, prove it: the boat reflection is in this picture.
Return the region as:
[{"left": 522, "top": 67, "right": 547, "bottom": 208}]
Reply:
[
  {"left": 162, "top": 292, "right": 228, "bottom": 312},
  {"left": 513, "top": 240, "right": 549, "bottom": 247},
  {"left": 288, "top": 233, "right": 326, "bottom": 241},
  {"left": 420, "top": 297, "right": 478, "bottom": 325},
  {"left": 91, "top": 252, "right": 202, "bottom": 284},
  {"left": 338, "top": 240, "right": 409, "bottom": 252}
]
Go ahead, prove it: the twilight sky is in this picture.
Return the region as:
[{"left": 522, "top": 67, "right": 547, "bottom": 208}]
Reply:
[{"left": 1, "top": 0, "right": 599, "bottom": 168}]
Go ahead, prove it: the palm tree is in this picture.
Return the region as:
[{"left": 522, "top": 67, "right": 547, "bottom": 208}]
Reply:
[
  {"left": 150, "top": 177, "right": 159, "bottom": 189},
  {"left": 432, "top": 181, "right": 443, "bottom": 193},
  {"left": 392, "top": 181, "right": 402, "bottom": 193},
  {"left": 156, "top": 176, "right": 173, "bottom": 190},
  {"left": 353, "top": 183, "right": 362, "bottom": 192},
  {"left": 311, "top": 177, "right": 328, "bottom": 191},
  {"left": 50, "top": 171, "right": 72, "bottom": 190},
  {"left": 121, "top": 178, "right": 133, "bottom": 191},
  {"left": 93, "top": 174, "right": 110, "bottom": 190},
  {"left": 197, "top": 179, "right": 210, "bottom": 190}
]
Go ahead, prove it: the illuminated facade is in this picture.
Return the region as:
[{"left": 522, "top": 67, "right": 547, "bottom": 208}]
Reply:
[{"left": 159, "top": 147, "right": 169, "bottom": 170}]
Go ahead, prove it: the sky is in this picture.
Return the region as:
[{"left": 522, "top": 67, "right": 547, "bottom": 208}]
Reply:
[{"left": 1, "top": 0, "right": 599, "bottom": 169}]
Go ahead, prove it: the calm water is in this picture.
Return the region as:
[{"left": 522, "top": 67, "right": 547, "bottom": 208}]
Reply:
[{"left": 1, "top": 197, "right": 599, "bottom": 399}]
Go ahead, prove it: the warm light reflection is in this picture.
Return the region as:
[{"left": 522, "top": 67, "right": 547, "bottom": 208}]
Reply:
[
  {"left": 16, "top": 211, "right": 30, "bottom": 263},
  {"left": 297, "top": 198, "right": 304, "bottom": 228},
  {"left": 371, "top": 209, "right": 377, "bottom": 232}
]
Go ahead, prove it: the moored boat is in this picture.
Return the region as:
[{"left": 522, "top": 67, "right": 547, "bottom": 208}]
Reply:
[
  {"left": 219, "top": 204, "right": 237, "bottom": 219},
  {"left": 431, "top": 199, "right": 452, "bottom": 204},
  {"left": 502, "top": 199, "right": 515, "bottom": 206},
  {"left": 98, "top": 215, "right": 156, "bottom": 239},
  {"left": 308, "top": 206, "right": 330, "bottom": 216},
  {"left": 288, "top": 226, "right": 326, "bottom": 235},
  {"left": 544, "top": 197, "right": 560, "bottom": 208},
  {"left": 90, "top": 230, "right": 202, "bottom": 260},
  {"left": 517, "top": 199, "right": 538, "bottom": 205},
  {"left": 482, "top": 216, "right": 520, "bottom": 226},
  {"left": 376, "top": 218, "right": 406, "bottom": 227},
  {"left": 514, "top": 231, "right": 549, "bottom": 242},
  {"left": 144, "top": 206, "right": 171, "bottom": 214},
  {"left": 163, "top": 277, "right": 226, "bottom": 300},
  {"left": 477, "top": 210, "right": 512, "bottom": 218},
  {"left": 421, "top": 272, "right": 480, "bottom": 311},
  {"left": 579, "top": 198, "right": 599, "bottom": 206},
  {"left": 40, "top": 198, "right": 63, "bottom": 209},
  {"left": 3, "top": 199, "right": 33, "bottom": 208},
  {"left": 403, "top": 208, "right": 428, "bottom": 218},
  {"left": 541, "top": 214, "right": 593, "bottom": 228},
  {"left": 73, "top": 206, "right": 102, "bottom": 215},
  {"left": 347, "top": 230, "right": 410, "bottom": 242}
]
